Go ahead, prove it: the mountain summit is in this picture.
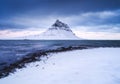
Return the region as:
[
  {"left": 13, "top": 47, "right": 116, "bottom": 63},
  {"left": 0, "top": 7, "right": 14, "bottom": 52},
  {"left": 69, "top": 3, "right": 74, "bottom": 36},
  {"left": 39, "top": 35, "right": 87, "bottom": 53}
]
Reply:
[
  {"left": 23, "top": 20, "right": 80, "bottom": 40},
  {"left": 49, "top": 20, "right": 72, "bottom": 32}
]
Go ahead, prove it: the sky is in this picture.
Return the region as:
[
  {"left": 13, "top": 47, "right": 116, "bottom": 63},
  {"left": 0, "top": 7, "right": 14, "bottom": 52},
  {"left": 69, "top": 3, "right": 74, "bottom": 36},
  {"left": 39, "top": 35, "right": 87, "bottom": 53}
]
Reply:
[{"left": 0, "top": 0, "right": 120, "bottom": 40}]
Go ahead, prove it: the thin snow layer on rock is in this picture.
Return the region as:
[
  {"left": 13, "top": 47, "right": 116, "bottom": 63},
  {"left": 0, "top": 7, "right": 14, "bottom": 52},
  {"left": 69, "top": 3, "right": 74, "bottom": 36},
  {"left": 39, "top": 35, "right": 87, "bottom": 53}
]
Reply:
[
  {"left": 24, "top": 29, "right": 80, "bottom": 40},
  {"left": 23, "top": 20, "right": 80, "bottom": 40},
  {"left": 0, "top": 48, "right": 120, "bottom": 84},
  {"left": 40, "top": 29, "right": 79, "bottom": 39}
]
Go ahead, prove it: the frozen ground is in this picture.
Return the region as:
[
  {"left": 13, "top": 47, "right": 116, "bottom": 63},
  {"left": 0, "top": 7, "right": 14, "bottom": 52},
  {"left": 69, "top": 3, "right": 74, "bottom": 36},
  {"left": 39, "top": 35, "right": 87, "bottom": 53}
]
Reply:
[{"left": 0, "top": 48, "right": 120, "bottom": 84}]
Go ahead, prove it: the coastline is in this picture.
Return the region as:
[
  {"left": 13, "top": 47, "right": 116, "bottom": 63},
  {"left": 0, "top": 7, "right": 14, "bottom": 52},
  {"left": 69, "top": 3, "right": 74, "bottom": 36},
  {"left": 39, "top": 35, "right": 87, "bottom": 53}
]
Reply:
[
  {"left": 0, "top": 45, "right": 94, "bottom": 78},
  {"left": 0, "top": 48, "right": 120, "bottom": 84}
]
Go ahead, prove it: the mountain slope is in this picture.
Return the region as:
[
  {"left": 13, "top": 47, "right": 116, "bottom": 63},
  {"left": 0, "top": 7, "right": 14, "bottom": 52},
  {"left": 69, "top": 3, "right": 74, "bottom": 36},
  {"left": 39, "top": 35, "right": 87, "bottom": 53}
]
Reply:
[{"left": 24, "top": 20, "right": 80, "bottom": 40}]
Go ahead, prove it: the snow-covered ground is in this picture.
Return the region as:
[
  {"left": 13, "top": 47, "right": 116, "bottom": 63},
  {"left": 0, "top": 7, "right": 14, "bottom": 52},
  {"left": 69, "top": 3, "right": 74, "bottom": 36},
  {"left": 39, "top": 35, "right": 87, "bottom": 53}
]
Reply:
[{"left": 0, "top": 48, "right": 120, "bottom": 84}]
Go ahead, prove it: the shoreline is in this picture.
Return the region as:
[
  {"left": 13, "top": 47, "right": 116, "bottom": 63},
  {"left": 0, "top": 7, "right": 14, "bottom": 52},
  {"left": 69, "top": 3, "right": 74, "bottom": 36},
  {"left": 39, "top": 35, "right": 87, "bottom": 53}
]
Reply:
[
  {"left": 0, "top": 45, "right": 95, "bottom": 79},
  {"left": 0, "top": 45, "right": 119, "bottom": 79},
  {"left": 0, "top": 48, "right": 120, "bottom": 84}
]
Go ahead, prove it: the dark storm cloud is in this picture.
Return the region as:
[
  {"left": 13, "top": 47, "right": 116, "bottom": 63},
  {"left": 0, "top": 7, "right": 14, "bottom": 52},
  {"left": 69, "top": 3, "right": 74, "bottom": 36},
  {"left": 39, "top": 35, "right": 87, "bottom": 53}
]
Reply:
[
  {"left": 0, "top": 23, "right": 29, "bottom": 30},
  {"left": 0, "top": 0, "right": 120, "bottom": 17},
  {"left": 0, "top": 0, "right": 120, "bottom": 30}
]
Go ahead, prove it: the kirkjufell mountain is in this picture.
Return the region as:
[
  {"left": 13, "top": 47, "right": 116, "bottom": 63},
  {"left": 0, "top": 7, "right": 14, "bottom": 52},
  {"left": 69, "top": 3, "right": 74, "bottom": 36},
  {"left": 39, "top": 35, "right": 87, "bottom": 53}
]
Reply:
[{"left": 23, "top": 20, "right": 80, "bottom": 40}]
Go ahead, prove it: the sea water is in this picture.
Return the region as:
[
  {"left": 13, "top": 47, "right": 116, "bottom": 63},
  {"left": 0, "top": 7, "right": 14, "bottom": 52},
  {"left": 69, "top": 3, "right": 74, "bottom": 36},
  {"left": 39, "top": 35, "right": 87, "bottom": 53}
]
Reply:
[{"left": 0, "top": 40, "right": 120, "bottom": 70}]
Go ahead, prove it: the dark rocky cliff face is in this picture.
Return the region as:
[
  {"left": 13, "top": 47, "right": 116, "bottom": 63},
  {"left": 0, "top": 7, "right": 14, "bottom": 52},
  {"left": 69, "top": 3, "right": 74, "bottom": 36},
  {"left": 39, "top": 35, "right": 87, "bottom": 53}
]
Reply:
[{"left": 49, "top": 20, "right": 72, "bottom": 32}]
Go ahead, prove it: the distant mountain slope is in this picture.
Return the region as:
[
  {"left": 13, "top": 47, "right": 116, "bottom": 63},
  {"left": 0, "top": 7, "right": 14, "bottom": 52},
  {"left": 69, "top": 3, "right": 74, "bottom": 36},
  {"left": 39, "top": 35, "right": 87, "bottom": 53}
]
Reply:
[{"left": 24, "top": 20, "right": 80, "bottom": 40}]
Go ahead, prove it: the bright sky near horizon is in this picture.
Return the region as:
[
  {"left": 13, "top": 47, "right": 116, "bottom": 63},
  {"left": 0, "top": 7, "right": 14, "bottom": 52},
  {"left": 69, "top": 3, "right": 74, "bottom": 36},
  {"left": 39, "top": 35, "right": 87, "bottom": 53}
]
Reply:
[{"left": 0, "top": 0, "right": 120, "bottom": 40}]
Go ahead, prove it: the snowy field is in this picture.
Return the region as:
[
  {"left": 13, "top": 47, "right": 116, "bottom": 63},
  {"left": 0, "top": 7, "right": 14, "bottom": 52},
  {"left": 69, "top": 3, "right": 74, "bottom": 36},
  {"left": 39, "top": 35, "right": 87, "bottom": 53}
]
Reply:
[{"left": 0, "top": 48, "right": 120, "bottom": 84}]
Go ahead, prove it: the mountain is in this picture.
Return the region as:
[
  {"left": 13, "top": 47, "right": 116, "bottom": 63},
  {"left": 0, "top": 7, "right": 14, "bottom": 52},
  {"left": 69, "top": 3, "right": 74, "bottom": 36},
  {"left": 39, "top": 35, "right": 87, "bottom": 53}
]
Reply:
[{"left": 23, "top": 20, "right": 80, "bottom": 40}]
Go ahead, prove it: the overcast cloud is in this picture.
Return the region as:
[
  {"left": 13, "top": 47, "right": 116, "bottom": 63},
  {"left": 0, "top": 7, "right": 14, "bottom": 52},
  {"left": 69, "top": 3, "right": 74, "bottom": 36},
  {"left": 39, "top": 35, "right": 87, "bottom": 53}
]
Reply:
[{"left": 0, "top": 0, "right": 120, "bottom": 39}]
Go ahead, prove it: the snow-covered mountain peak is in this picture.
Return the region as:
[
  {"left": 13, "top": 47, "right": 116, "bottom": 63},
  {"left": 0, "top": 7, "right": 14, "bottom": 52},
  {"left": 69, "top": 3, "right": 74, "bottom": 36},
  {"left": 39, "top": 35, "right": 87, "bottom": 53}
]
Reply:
[
  {"left": 52, "top": 19, "right": 69, "bottom": 28},
  {"left": 22, "top": 20, "right": 81, "bottom": 40},
  {"left": 49, "top": 20, "right": 72, "bottom": 32}
]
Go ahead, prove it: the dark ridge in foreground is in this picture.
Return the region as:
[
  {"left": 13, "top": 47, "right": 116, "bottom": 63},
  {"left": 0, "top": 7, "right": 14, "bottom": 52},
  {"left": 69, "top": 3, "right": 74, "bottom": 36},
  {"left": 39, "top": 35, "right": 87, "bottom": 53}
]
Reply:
[{"left": 0, "top": 45, "right": 95, "bottom": 79}]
